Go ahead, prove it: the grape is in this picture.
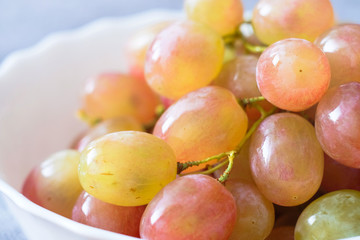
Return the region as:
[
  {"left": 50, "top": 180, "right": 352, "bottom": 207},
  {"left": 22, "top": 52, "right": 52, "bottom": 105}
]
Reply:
[
  {"left": 249, "top": 113, "right": 324, "bottom": 206},
  {"left": 72, "top": 191, "right": 146, "bottom": 237},
  {"left": 252, "top": 0, "right": 334, "bottom": 45},
  {"left": 145, "top": 20, "right": 224, "bottom": 100},
  {"left": 78, "top": 131, "right": 177, "bottom": 206},
  {"left": 266, "top": 226, "right": 294, "bottom": 240},
  {"left": 80, "top": 73, "right": 159, "bottom": 125},
  {"left": 22, "top": 150, "right": 82, "bottom": 218},
  {"left": 126, "top": 21, "right": 172, "bottom": 79},
  {"left": 315, "top": 24, "right": 360, "bottom": 88},
  {"left": 225, "top": 179, "right": 275, "bottom": 240},
  {"left": 213, "top": 55, "right": 260, "bottom": 99},
  {"left": 295, "top": 190, "right": 360, "bottom": 239},
  {"left": 153, "top": 86, "right": 248, "bottom": 172},
  {"left": 184, "top": 0, "right": 243, "bottom": 36},
  {"left": 315, "top": 82, "right": 360, "bottom": 168},
  {"left": 140, "top": 175, "right": 237, "bottom": 240},
  {"left": 256, "top": 38, "right": 330, "bottom": 112},
  {"left": 321, "top": 154, "right": 360, "bottom": 192},
  {"left": 76, "top": 116, "right": 144, "bottom": 152}
]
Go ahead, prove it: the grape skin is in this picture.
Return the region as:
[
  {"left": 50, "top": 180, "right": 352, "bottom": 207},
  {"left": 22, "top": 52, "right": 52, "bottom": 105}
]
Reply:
[
  {"left": 140, "top": 175, "right": 237, "bottom": 240},
  {"left": 315, "top": 24, "right": 360, "bottom": 88},
  {"left": 315, "top": 82, "right": 360, "bottom": 169},
  {"left": 249, "top": 113, "right": 324, "bottom": 206},
  {"left": 252, "top": 0, "right": 334, "bottom": 45},
  {"left": 78, "top": 131, "right": 177, "bottom": 206},
  {"left": 256, "top": 38, "right": 330, "bottom": 112},
  {"left": 145, "top": 20, "right": 224, "bottom": 100},
  {"left": 72, "top": 191, "right": 146, "bottom": 237}
]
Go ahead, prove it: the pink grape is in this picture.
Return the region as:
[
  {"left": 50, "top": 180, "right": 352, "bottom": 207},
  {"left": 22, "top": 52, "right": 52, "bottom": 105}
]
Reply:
[
  {"left": 256, "top": 38, "right": 330, "bottom": 112},
  {"left": 225, "top": 179, "right": 275, "bottom": 240},
  {"left": 72, "top": 191, "right": 146, "bottom": 237},
  {"left": 145, "top": 20, "right": 224, "bottom": 100},
  {"left": 252, "top": 0, "right": 334, "bottom": 45},
  {"left": 140, "top": 175, "right": 237, "bottom": 240},
  {"left": 153, "top": 86, "right": 248, "bottom": 173},
  {"left": 315, "top": 82, "right": 360, "bottom": 168},
  {"left": 249, "top": 113, "right": 324, "bottom": 206},
  {"left": 22, "top": 150, "right": 83, "bottom": 218},
  {"left": 315, "top": 24, "right": 360, "bottom": 88}
]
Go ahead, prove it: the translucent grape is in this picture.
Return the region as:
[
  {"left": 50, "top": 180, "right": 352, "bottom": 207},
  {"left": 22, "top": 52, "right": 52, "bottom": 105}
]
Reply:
[
  {"left": 153, "top": 86, "right": 248, "bottom": 173},
  {"left": 140, "top": 175, "right": 237, "bottom": 240},
  {"left": 184, "top": 0, "right": 243, "bottom": 36},
  {"left": 321, "top": 154, "right": 360, "bottom": 192},
  {"left": 145, "top": 20, "right": 224, "bottom": 99},
  {"left": 249, "top": 113, "right": 324, "bottom": 206},
  {"left": 315, "top": 24, "right": 360, "bottom": 88},
  {"left": 213, "top": 55, "right": 260, "bottom": 99},
  {"left": 252, "top": 0, "right": 334, "bottom": 45},
  {"left": 78, "top": 131, "right": 177, "bottom": 206},
  {"left": 126, "top": 21, "right": 172, "bottom": 79},
  {"left": 315, "top": 82, "right": 360, "bottom": 168},
  {"left": 22, "top": 150, "right": 82, "bottom": 218},
  {"left": 72, "top": 191, "right": 146, "bottom": 237},
  {"left": 295, "top": 190, "right": 360, "bottom": 239},
  {"left": 80, "top": 73, "right": 159, "bottom": 125},
  {"left": 76, "top": 116, "right": 144, "bottom": 152},
  {"left": 256, "top": 38, "right": 330, "bottom": 112},
  {"left": 225, "top": 179, "right": 275, "bottom": 240}
]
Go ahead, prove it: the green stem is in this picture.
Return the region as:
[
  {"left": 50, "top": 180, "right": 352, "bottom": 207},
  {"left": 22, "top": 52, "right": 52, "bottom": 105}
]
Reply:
[
  {"left": 243, "top": 41, "right": 267, "bottom": 54},
  {"left": 179, "top": 156, "right": 231, "bottom": 177},
  {"left": 217, "top": 151, "right": 236, "bottom": 183},
  {"left": 240, "top": 96, "right": 265, "bottom": 106}
]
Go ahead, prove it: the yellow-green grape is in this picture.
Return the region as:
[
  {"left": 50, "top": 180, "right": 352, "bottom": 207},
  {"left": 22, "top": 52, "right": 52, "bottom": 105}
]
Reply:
[
  {"left": 184, "top": 0, "right": 243, "bottom": 36},
  {"left": 145, "top": 20, "right": 224, "bottom": 100},
  {"left": 295, "top": 190, "right": 360, "bottom": 239},
  {"left": 252, "top": 0, "right": 334, "bottom": 45},
  {"left": 78, "top": 131, "right": 177, "bottom": 206}
]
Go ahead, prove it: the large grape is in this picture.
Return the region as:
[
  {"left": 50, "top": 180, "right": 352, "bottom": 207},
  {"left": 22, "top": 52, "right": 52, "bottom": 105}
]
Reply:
[
  {"left": 256, "top": 38, "right": 330, "bottom": 112},
  {"left": 184, "top": 0, "right": 243, "bottom": 36},
  {"left": 225, "top": 179, "right": 275, "bottom": 240},
  {"left": 315, "top": 24, "right": 360, "bottom": 88},
  {"left": 315, "top": 82, "right": 360, "bottom": 168},
  {"left": 153, "top": 86, "right": 248, "bottom": 172},
  {"left": 145, "top": 20, "right": 224, "bottom": 99},
  {"left": 252, "top": 0, "right": 334, "bottom": 45},
  {"left": 78, "top": 131, "right": 177, "bottom": 206},
  {"left": 140, "top": 175, "right": 237, "bottom": 240},
  {"left": 249, "top": 113, "right": 324, "bottom": 206},
  {"left": 72, "top": 191, "right": 146, "bottom": 237},
  {"left": 295, "top": 190, "right": 360, "bottom": 239},
  {"left": 22, "top": 150, "right": 83, "bottom": 218}
]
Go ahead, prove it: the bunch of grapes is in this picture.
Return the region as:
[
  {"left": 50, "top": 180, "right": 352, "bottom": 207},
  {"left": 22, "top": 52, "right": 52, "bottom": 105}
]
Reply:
[{"left": 22, "top": 0, "right": 360, "bottom": 239}]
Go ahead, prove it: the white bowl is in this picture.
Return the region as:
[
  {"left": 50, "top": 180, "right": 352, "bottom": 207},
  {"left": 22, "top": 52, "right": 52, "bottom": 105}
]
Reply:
[{"left": 0, "top": 9, "right": 182, "bottom": 240}]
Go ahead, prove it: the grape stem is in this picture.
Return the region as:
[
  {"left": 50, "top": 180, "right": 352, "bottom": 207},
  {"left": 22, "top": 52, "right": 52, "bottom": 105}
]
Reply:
[{"left": 240, "top": 96, "right": 265, "bottom": 106}]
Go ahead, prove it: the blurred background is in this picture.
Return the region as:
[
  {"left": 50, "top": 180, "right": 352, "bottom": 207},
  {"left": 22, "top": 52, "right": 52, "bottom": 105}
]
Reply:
[{"left": 0, "top": 0, "right": 359, "bottom": 239}]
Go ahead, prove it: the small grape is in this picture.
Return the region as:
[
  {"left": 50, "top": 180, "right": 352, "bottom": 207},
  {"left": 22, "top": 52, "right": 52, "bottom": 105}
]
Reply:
[
  {"left": 140, "top": 175, "right": 237, "bottom": 240},
  {"left": 22, "top": 150, "right": 82, "bottom": 218},
  {"left": 256, "top": 38, "right": 330, "bottom": 112},
  {"left": 295, "top": 190, "right": 360, "bottom": 239},
  {"left": 145, "top": 20, "right": 224, "bottom": 99},
  {"left": 78, "top": 131, "right": 177, "bottom": 206},
  {"left": 315, "top": 82, "right": 360, "bottom": 168},
  {"left": 72, "top": 191, "right": 146, "bottom": 237},
  {"left": 184, "top": 0, "right": 243, "bottom": 36},
  {"left": 252, "top": 0, "right": 334, "bottom": 45}
]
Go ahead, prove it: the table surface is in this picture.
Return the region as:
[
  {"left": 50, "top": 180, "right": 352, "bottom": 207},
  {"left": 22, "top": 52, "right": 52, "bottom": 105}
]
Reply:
[{"left": 0, "top": 0, "right": 359, "bottom": 239}]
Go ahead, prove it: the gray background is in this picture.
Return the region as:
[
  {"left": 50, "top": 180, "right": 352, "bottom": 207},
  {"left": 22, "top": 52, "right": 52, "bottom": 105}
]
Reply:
[{"left": 0, "top": 0, "right": 359, "bottom": 239}]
